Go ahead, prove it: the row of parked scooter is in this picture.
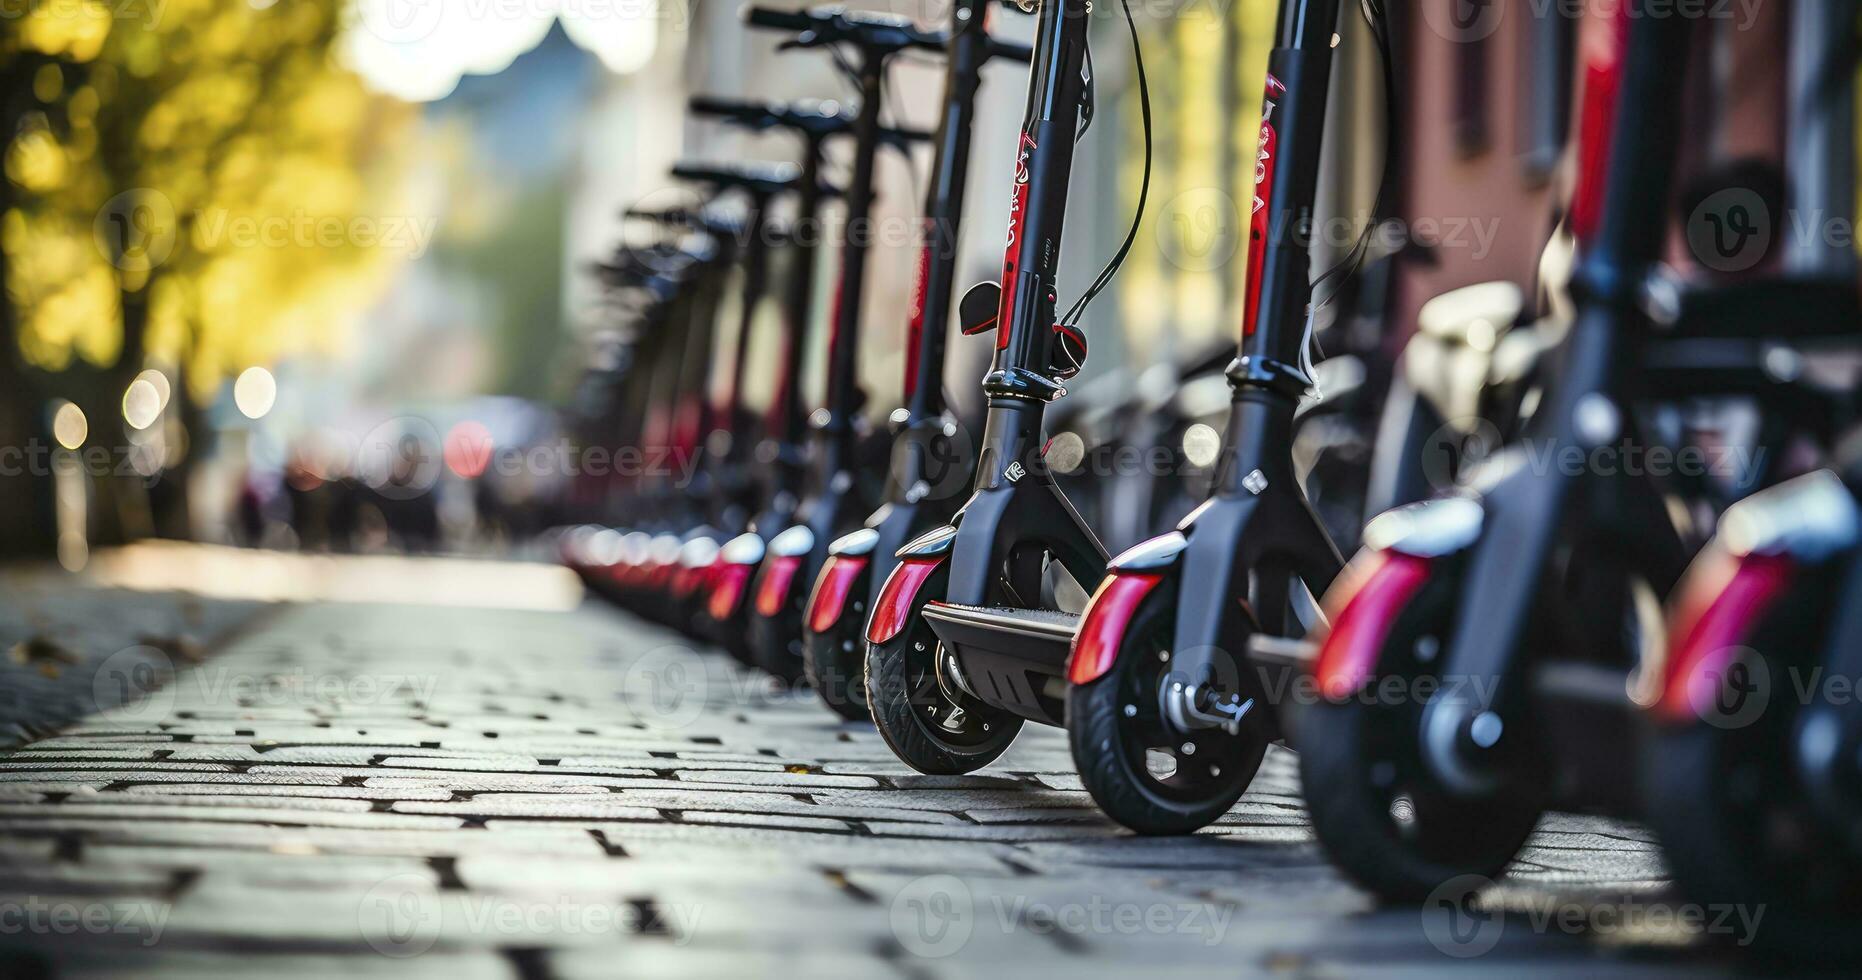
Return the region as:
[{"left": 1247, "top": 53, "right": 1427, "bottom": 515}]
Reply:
[{"left": 559, "top": 0, "right": 1862, "bottom": 955}]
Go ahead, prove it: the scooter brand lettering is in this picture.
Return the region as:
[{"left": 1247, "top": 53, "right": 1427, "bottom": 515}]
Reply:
[
  {"left": 997, "top": 132, "right": 1037, "bottom": 350},
  {"left": 904, "top": 223, "right": 935, "bottom": 397},
  {"left": 1242, "top": 75, "right": 1284, "bottom": 337}
]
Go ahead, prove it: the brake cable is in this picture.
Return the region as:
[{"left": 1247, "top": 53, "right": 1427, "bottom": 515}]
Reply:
[{"left": 1060, "top": 0, "right": 1151, "bottom": 329}]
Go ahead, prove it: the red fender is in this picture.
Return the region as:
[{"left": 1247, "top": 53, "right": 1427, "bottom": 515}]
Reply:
[
  {"left": 753, "top": 555, "right": 804, "bottom": 618},
  {"left": 1654, "top": 549, "right": 1794, "bottom": 725},
  {"left": 1067, "top": 572, "right": 1165, "bottom": 685},
  {"left": 866, "top": 557, "right": 944, "bottom": 645},
  {"left": 1311, "top": 551, "right": 1435, "bottom": 701},
  {"left": 707, "top": 560, "right": 756, "bottom": 622},
  {"left": 805, "top": 555, "right": 870, "bottom": 635}
]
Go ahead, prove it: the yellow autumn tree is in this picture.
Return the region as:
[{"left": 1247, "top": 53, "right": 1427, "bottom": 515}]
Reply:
[{"left": 0, "top": 0, "right": 413, "bottom": 552}]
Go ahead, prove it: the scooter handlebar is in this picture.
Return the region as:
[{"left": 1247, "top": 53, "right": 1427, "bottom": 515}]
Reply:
[
  {"left": 743, "top": 5, "right": 946, "bottom": 54},
  {"left": 742, "top": 4, "right": 814, "bottom": 32},
  {"left": 688, "top": 95, "right": 773, "bottom": 123},
  {"left": 669, "top": 160, "right": 802, "bottom": 192}
]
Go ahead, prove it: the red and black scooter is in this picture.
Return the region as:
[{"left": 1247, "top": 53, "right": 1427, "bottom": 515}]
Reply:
[
  {"left": 1059, "top": 0, "right": 1394, "bottom": 833},
  {"left": 860, "top": 0, "right": 1152, "bottom": 770},
  {"left": 1647, "top": 468, "right": 1862, "bottom": 957},
  {"left": 798, "top": 0, "right": 1032, "bottom": 719},
  {"left": 728, "top": 5, "right": 951, "bottom": 682}
]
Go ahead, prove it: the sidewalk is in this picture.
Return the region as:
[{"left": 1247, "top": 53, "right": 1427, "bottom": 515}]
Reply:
[{"left": 0, "top": 547, "right": 1729, "bottom": 977}]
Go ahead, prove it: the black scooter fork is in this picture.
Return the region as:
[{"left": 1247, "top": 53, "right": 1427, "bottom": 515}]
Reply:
[
  {"left": 1410, "top": 11, "right": 1694, "bottom": 795},
  {"left": 1138, "top": 0, "right": 1348, "bottom": 723},
  {"left": 800, "top": 0, "right": 1033, "bottom": 718},
  {"left": 1052, "top": 0, "right": 1367, "bottom": 834}
]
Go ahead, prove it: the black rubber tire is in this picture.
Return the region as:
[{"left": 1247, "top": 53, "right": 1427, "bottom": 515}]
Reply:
[
  {"left": 803, "top": 585, "right": 874, "bottom": 723},
  {"left": 748, "top": 603, "right": 806, "bottom": 684},
  {"left": 1068, "top": 583, "right": 1268, "bottom": 834},
  {"left": 864, "top": 584, "right": 1021, "bottom": 774},
  {"left": 1644, "top": 659, "right": 1862, "bottom": 961},
  {"left": 1297, "top": 574, "right": 1543, "bottom": 902},
  {"left": 701, "top": 604, "right": 756, "bottom": 666}
]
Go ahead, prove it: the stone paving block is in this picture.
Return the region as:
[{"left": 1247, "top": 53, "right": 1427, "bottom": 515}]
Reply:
[
  {"left": 120, "top": 783, "right": 456, "bottom": 801},
  {"left": 0, "top": 803, "right": 464, "bottom": 829},
  {"left": 81, "top": 845, "right": 436, "bottom": 886},
  {"left": 679, "top": 811, "right": 851, "bottom": 833},
  {"left": 673, "top": 770, "right": 881, "bottom": 789},
  {"left": 549, "top": 944, "right": 885, "bottom": 980},
  {"left": 47, "top": 951, "right": 520, "bottom": 980},
  {"left": 392, "top": 799, "right": 661, "bottom": 821},
  {"left": 0, "top": 761, "right": 236, "bottom": 776}
]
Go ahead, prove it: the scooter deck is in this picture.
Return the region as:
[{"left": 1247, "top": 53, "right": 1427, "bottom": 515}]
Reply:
[{"left": 921, "top": 603, "right": 1079, "bottom": 727}]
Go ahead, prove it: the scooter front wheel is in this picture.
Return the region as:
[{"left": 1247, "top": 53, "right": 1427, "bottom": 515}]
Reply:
[
  {"left": 1068, "top": 581, "right": 1268, "bottom": 834},
  {"left": 865, "top": 589, "right": 1022, "bottom": 774},
  {"left": 1298, "top": 566, "right": 1542, "bottom": 901},
  {"left": 1644, "top": 654, "right": 1862, "bottom": 958},
  {"left": 804, "top": 592, "right": 874, "bottom": 723}
]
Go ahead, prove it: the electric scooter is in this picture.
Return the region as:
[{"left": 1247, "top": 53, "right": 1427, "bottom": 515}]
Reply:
[
  {"left": 1647, "top": 467, "right": 1862, "bottom": 957},
  {"left": 1057, "top": 0, "right": 1393, "bottom": 832},
  {"left": 1642, "top": 0, "right": 1862, "bottom": 952},
  {"left": 1300, "top": 0, "right": 1861, "bottom": 903},
  {"left": 731, "top": 5, "right": 950, "bottom": 682},
  {"left": 860, "top": 0, "right": 1152, "bottom": 771},
  {"left": 798, "top": 0, "right": 1032, "bottom": 720}
]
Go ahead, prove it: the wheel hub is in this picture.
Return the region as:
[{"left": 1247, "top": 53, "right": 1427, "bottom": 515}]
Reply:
[{"left": 1160, "top": 674, "right": 1253, "bottom": 735}]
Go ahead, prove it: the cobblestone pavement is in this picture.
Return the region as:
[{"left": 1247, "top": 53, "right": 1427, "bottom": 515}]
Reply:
[{"left": 0, "top": 553, "right": 1755, "bottom": 977}]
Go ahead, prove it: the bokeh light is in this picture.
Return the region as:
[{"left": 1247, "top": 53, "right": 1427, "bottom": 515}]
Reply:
[
  {"left": 234, "top": 367, "right": 278, "bottom": 420},
  {"left": 122, "top": 377, "right": 163, "bottom": 430},
  {"left": 51, "top": 400, "right": 87, "bottom": 450},
  {"left": 444, "top": 420, "right": 495, "bottom": 479}
]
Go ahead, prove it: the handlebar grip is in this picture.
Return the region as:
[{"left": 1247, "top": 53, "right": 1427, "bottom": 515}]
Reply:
[
  {"left": 743, "top": 5, "right": 814, "bottom": 32},
  {"left": 990, "top": 39, "right": 1034, "bottom": 63},
  {"left": 689, "top": 95, "right": 761, "bottom": 118}
]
